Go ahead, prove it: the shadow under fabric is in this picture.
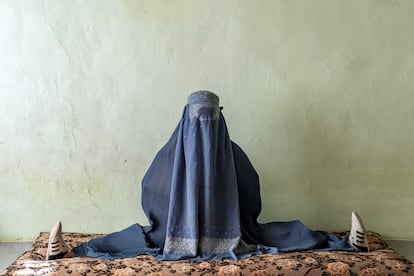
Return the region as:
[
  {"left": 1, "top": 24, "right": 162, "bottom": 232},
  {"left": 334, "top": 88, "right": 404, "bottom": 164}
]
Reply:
[{"left": 73, "top": 91, "right": 352, "bottom": 260}]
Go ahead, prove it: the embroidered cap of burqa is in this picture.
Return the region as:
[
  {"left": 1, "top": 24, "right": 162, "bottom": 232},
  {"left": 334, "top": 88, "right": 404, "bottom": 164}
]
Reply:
[
  {"left": 73, "top": 91, "right": 351, "bottom": 260},
  {"left": 141, "top": 91, "right": 350, "bottom": 260}
]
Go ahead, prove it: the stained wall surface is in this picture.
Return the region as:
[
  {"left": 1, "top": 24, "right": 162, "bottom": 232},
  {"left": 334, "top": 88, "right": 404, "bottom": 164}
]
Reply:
[{"left": 1, "top": 0, "right": 413, "bottom": 241}]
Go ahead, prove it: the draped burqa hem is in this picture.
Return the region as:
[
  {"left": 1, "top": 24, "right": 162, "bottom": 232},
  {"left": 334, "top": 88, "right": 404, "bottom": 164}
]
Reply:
[{"left": 72, "top": 91, "right": 353, "bottom": 260}]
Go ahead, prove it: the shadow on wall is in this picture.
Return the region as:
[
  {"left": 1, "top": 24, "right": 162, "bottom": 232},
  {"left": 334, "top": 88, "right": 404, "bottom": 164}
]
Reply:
[{"left": 259, "top": 93, "right": 377, "bottom": 231}]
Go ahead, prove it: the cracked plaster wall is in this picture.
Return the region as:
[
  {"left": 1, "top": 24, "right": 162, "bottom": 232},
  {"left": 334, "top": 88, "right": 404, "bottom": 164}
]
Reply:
[{"left": 1, "top": 0, "right": 414, "bottom": 241}]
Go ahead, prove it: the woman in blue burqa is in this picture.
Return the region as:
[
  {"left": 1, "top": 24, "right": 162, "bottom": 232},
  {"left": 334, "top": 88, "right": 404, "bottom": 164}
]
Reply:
[{"left": 47, "top": 91, "right": 369, "bottom": 261}]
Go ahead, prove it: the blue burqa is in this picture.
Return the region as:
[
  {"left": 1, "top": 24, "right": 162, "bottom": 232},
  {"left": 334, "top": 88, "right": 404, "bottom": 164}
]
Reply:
[{"left": 73, "top": 91, "right": 352, "bottom": 260}]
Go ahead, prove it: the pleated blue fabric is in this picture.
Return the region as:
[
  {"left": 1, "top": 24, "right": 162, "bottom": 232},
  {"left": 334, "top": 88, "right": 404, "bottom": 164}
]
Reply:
[{"left": 73, "top": 91, "right": 352, "bottom": 260}]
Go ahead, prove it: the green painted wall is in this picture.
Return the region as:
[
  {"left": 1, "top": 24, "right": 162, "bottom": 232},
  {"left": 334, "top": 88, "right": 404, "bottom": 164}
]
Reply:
[{"left": 1, "top": 0, "right": 413, "bottom": 242}]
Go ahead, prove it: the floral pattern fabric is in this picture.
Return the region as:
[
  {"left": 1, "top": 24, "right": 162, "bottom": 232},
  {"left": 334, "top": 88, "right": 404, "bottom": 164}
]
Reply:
[{"left": 1, "top": 231, "right": 413, "bottom": 276}]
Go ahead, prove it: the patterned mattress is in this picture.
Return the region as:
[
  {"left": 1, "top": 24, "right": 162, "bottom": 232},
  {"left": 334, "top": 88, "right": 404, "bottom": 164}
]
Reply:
[{"left": 1, "top": 231, "right": 413, "bottom": 275}]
